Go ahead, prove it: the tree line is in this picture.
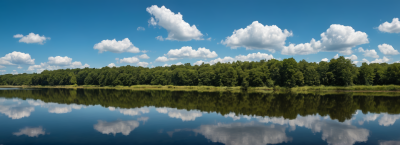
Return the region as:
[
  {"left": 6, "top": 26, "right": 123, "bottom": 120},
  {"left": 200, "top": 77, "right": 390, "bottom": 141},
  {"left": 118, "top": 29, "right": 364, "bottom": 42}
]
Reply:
[
  {"left": 1, "top": 89, "right": 399, "bottom": 122},
  {"left": 1, "top": 56, "right": 400, "bottom": 87}
]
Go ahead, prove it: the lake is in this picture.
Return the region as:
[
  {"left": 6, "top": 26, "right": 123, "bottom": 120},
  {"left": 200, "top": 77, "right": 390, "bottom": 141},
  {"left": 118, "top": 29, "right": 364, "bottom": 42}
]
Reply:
[{"left": 0, "top": 88, "right": 400, "bottom": 145}]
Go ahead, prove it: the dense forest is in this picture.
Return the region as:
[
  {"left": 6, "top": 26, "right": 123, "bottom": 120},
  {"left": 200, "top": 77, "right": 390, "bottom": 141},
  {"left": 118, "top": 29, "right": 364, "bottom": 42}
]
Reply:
[
  {"left": 1, "top": 89, "right": 400, "bottom": 122},
  {"left": 1, "top": 56, "right": 400, "bottom": 87}
]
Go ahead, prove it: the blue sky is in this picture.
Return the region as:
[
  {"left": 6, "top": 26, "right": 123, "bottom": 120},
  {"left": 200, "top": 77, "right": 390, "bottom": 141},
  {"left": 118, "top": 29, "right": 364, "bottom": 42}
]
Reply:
[{"left": 1, "top": 0, "right": 400, "bottom": 74}]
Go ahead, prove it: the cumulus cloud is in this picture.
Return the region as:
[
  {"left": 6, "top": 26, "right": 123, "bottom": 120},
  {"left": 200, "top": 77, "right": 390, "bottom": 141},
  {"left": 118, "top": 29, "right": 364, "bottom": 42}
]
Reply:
[
  {"left": 194, "top": 122, "right": 292, "bottom": 145},
  {"left": 137, "top": 62, "right": 149, "bottom": 67},
  {"left": 334, "top": 54, "right": 339, "bottom": 59},
  {"left": 146, "top": 5, "right": 203, "bottom": 41},
  {"left": 47, "top": 56, "right": 73, "bottom": 66},
  {"left": 13, "top": 126, "right": 46, "bottom": 137},
  {"left": 0, "top": 51, "right": 35, "bottom": 65},
  {"left": 222, "top": 21, "right": 293, "bottom": 53},
  {"left": 362, "top": 58, "right": 370, "bottom": 64},
  {"left": 282, "top": 24, "right": 368, "bottom": 55},
  {"left": 371, "top": 56, "right": 390, "bottom": 64},
  {"left": 282, "top": 39, "right": 321, "bottom": 55},
  {"left": 137, "top": 27, "right": 145, "bottom": 31},
  {"left": 378, "top": 44, "right": 399, "bottom": 55},
  {"left": 13, "top": 33, "right": 50, "bottom": 44},
  {"left": 207, "top": 52, "right": 274, "bottom": 65},
  {"left": 321, "top": 58, "right": 329, "bottom": 62},
  {"left": 107, "top": 63, "right": 116, "bottom": 67},
  {"left": 138, "top": 54, "right": 150, "bottom": 59},
  {"left": 93, "top": 38, "right": 140, "bottom": 53},
  {"left": 155, "top": 56, "right": 169, "bottom": 62},
  {"left": 175, "top": 62, "right": 183, "bottom": 65},
  {"left": 156, "top": 107, "right": 202, "bottom": 121},
  {"left": 358, "top": 47, "right": 379, "bottom": 58},
  {"left": 193, "top": 60, "right": 204, "bottom": 66},
  {"left": 345, "top": 55, "right": 358, "bottom": 61},
  {"left": 166, "top": 46, "right": 218, "bottom": 59},
  {"left": 17, "top": 66, "right": 22, "bottom": 69},
  {"left": 94, "top": 120, "right": 140, "bottom": 136},
  {"left": 378, "top": 18, "right": 400, "bottom": 33},
  {"left": 119, "top": 57, "right": 139, "bottom": 64},
  {"left": 28, "top": 56, "right": 89, "bottom": 73}
]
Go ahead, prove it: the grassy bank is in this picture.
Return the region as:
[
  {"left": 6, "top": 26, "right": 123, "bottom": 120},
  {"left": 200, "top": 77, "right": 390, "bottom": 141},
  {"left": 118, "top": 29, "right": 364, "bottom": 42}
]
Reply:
[{"left": 1, "top": 85, "right": 400, "bottom": 92}]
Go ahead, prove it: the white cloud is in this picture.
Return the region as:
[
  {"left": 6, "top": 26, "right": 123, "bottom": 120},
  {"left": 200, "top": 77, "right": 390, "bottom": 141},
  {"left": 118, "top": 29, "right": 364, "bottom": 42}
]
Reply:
[
  {"left": 371, "top": 56, "right": 390, "bottom": 64},
  {"left": 107, "top": 63, "right": 116, "bottom": 67},
  {"left": 208, "top": 57, "right": 236, "bottom": 65},
  {"left": 166, "top": 46, "right": 218, "bottom": 59},
  {"left": 155, "top": 56, "right": 169, "bottom": 62},
  {"left": 13, "top": 33, "right": 50, "bottom": 44},
  {"left": 222, "top": 21, "right": 293, "bottom": 53},
  {"left": 94, "top": 120, "right": 140, "bottom": 136},
  {"left": 321, "top": 58, "right": 329, "bottom": 62},
  {"left": 378, "top": 18, "right": 400, "bottom": 33},
  {"left": 47, "top": 56, "right": 72, "bottom": 66},
  {"left": 175, "top": 62, "right": 183, "bottom": 65},
  {"left": 345, "top": 55, "right": 358, "bottom": 61},
  {"left": 146, "top": 5, "right": 203, "bottom": 41},
  {"left": 163, "top": 64, "right": 170, "bottom": 67},
  {"left": 235, "top": 52, "right": 274, "bottom": 61},
  {"left": 137, "top": 27, "right": 145, "bottom": 31},
  {"left": 17, "top": 65, "right": 22, "bottom": 69},
  {"left": 137, "top": 62, "right": 149, "bottom": 67},
  {"left": 334, "top": 54, "right": 339, "bottom": 59},
  {"left": 362, "top": 58, "right": 370, "bottom": 64},
  {"left": 28, "top": 56, "right": 89, "bottom": 73},
  {"left": 194, "top": 122, "right": 292, "bottom": 145},
  {"left": 148, "top": 17, "right": 157, "bottom": 26},
  {"left": 13, "top": 127, "right": 46, "bottom": 137},
  {"left": 282, "top": 24, "right": 368, "bottom": 55},
  {"left": 282, "top": 39, "right": 321, "bottom": 55},
  {"left": 119, "top": 57, "right": 139, "bottom": 64},
  {"left": 378, "top": 44, "right": 399, "bottom": 55},
  {"left": 193, "top": 60, "right": 204, "bottom": 66},
  {"left": 156, "top": 107, "right": 202, "bottom": 121},
  {"left": 0, "top": 51, "right": 35, "bottom": 65},
  {"left": 358, "top": 47, "right": 379, "bottom": 58},
  {"left": 320, "top": 24, "right": 369, "bottom": 54},
  {"left": 138, "top": 54, "right": 150, "bottom": 59},
  {"left": 93, "top": 38, "right": 140, "bottom": 53},
  {"left": 156, "top": 36, "right": 164, "bottom": 41},
  {"left": 207, "top": 52, "right": 274, "bottom": 65}
]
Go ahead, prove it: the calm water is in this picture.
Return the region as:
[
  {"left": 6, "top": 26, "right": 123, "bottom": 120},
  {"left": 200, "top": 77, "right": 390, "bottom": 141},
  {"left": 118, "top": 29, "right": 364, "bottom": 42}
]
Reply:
[{"left": 1, "top": 88, "right": 400, "bottom": 145}]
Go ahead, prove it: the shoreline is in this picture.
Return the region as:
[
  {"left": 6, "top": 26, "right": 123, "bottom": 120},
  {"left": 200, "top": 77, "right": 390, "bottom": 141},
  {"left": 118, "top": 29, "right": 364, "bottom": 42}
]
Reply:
[{"left": 1, "top": 85, "right": 400, "bottom": 92}]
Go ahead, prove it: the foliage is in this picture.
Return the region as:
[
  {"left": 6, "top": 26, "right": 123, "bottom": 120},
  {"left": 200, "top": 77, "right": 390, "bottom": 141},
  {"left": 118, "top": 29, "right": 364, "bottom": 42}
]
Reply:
[{"left": 0, "top": 56, "right": 399, "bottom": 87}]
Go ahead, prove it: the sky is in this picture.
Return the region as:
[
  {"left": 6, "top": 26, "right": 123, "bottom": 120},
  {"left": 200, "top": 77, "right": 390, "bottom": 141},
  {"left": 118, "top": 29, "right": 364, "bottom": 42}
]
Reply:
[{"left": 1, "top": 0, "right": 400, "bottom": 74}]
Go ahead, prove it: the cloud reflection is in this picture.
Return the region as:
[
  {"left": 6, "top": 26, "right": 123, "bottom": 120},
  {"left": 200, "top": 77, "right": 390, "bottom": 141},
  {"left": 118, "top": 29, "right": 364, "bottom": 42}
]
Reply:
[
  {"left": 94, "top": 120, "right": 140, "bottom": 136},
  {"left": 0, "top": 99, "right": 35, "bottom": 119},
  {"left": 13, "top": 126, "right": 46, "bottom": 137},
  {"left": 358, "top": 113, "right": 400, "bottom": 126},
  {"left": 108, "top": 107, "right": 150, "bottom": 116},
  {"left": 27, "top": 100, "right": 85, "bottom": 114},
  {"left": 194, "top": 122, "right": 292, "bottom": 145},
  {"left": 156, "top": 107, "right": 202, "bottom": 121}
]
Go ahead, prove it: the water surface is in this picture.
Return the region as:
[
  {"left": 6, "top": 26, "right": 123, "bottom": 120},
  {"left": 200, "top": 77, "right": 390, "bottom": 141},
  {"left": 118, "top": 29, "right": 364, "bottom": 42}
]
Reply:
[{"left": 1, "top": 88, "right": 400, "bottom": 145}]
